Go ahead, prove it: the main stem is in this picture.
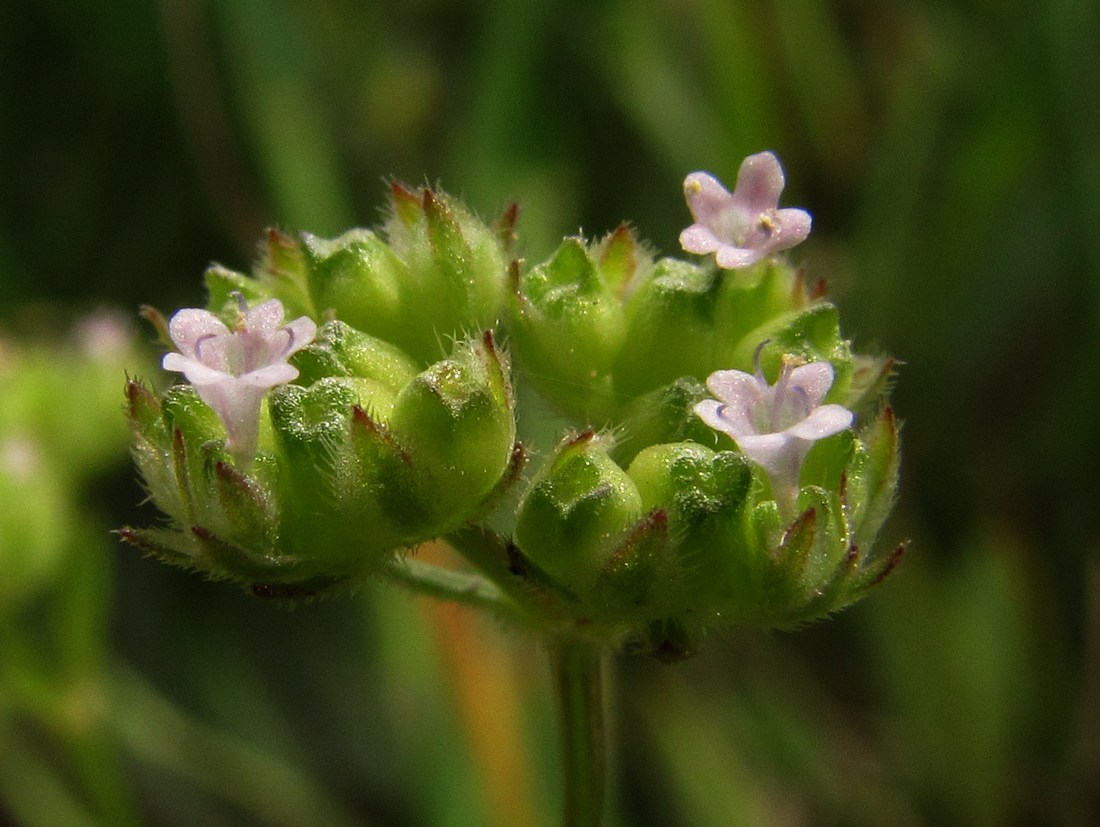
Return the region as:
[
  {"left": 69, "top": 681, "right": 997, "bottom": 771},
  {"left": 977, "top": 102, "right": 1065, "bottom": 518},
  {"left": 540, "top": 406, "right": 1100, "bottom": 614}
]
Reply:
[{"left": 550, "top": 638, "right": 606, "bottom": 827}]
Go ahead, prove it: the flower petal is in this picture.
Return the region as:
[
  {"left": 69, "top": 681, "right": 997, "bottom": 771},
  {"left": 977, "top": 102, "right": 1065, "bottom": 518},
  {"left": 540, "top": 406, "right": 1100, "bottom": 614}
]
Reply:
[
  {"left": 168, "top": 309, "right": 228, "bottom": 358},
  {"left": 787, "top": 362, "right": 834, "bottom": 407},
  {"left": 239, "top": 363, "right": 300, "bottom": 388},
  {"left": 714, "top": 244, "right": 764, "bottom": 269},
  {"left": 770, "top": 208, "right": 812, "bottom": 250},
  {"left": 732, "top": 432, "right": 792, "bottom": 475},
  {"left": 162, "top": 353, "right": 230, "bottom": 386},
  {"left": 732, "top": 152, "right": 786, "bottom": 215},
  {"left": 679, "top": 224, "right": 722, "bottom": 255},
  {"left": 786, "top": 404, "right": 852, "bottom": 440},
  {"left": 705, "top": 369, "right": 761, "bottom": 405},
  {"left": 244, "top": 299, "right": 287, "bottom": 332},
  {"left": 692, "top": 399, "right": 727, "bottom": 433},
  {"left": 282, "top": 317, "right": 318, "bottom": 356},
  {"left": 683, "top": 172, "right": 733, "bottom": 225}
]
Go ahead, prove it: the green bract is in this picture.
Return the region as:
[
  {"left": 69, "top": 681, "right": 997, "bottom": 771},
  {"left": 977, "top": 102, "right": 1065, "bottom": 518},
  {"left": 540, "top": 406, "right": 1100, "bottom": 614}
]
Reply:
[{"left": 125, "top": 175, "right": 902, "bottom": 653}]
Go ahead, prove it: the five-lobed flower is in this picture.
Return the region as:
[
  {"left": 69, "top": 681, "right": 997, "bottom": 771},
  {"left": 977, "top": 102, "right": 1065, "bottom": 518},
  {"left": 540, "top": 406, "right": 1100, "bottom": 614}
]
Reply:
[
  {"left": 162, "top": 296, "right": 317, "bottom": 461},
  {"left": 694, "top": 349, "right": 853, "bottom": 515},
  {"left": 680, "top": 151, "right": 812, "bottom": 269}
]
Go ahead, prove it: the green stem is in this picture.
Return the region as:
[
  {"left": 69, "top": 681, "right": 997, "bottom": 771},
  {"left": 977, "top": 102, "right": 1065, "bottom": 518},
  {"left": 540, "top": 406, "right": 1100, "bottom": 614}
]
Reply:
[
  {"left": 550, "top": 638, "right": 607, "bottom": 827},
  {"left": 380, "top": 555, "right": 523, "bottom": 619}
]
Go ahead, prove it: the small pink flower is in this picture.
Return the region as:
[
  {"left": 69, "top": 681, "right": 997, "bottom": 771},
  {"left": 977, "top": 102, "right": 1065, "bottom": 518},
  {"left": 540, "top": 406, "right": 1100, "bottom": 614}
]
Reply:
[
  {"left": 162, "top": 297, "right": 316, "bottom": 460},
  {"left": 680, "top": 152, "right": 812, "bottom": 269},
  {"left": 694, "top": 352, "right": 851, "bottom": 515}
]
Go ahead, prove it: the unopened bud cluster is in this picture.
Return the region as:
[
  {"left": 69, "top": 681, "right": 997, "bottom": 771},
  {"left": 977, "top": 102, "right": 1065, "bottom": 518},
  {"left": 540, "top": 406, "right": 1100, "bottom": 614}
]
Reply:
[{"left": 125, "top": 155, "right": 901, "bottom": 653}]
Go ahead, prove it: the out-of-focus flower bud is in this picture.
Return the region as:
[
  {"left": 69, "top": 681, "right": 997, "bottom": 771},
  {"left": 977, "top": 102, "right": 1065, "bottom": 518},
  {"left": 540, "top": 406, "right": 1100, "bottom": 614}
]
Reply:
[{"left": 0, "top": 435, "right": 70, "bottom": 609}]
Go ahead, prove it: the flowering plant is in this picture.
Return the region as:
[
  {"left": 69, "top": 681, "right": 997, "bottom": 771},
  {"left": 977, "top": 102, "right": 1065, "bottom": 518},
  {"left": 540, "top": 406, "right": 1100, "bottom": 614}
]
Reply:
[{"left": 124, "top": 155, "right": 901, "bottom": 825}]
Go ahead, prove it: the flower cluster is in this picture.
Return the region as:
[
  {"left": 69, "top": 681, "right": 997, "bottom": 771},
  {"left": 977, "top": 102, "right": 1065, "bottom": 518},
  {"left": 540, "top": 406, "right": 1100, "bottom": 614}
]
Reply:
[{"left": 124, "top": 156, "right": 900, "bottom": 650}]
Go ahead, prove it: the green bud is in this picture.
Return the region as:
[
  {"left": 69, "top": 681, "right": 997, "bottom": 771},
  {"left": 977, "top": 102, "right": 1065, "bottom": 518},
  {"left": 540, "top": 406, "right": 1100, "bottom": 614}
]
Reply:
[
  {"left": 204, "top": 229, "right": 317, "bottom": 321},
  {"left": 254, "top": 228, "right": 316, "bottom": 319},
  {"left": 514, "top": 431, "right": 644, "bottom": 602},
  {"left": 302, "top": 183, "right": 509, "bottom": 365},
  {"left": 292, "top": 320, "right": 420, "bottom": 418},
  {"left": 612, "top": 377, "right": 715, "bottom": 467},
  {"left": 508, "top": 229, "right": 641, "bottom": 421},
  {"left": 713, "top": 259, "right": 810, "bottom": 356},
  {"left": 613, "top": 258, "right": 721, "bottom": 399},
  {"left": 613, "top": 258, "right": 814, "bottom": 402},
  {"left": 387, "top": 331, "right": 517, "bottom": 531},
  {"left": 627, "top": 443, "right": 759, "bottom": 619},
  {"left": 301, "top": 228, "right": 411, "bottom": 352},
  {"left": 621, "top": 426, "right": 901, "bottom": 634},
  {"left": 267, "top": 378, "right": 368, "bottom": 564},
  {"left": 727, "top": 303, "right": 853, "bottom": 397},
  {"left": 0, "top": 435, "right": 71, "bottom": 610},
  {"left": 844, "top": 407, "right": 902, "bottom": 559}
]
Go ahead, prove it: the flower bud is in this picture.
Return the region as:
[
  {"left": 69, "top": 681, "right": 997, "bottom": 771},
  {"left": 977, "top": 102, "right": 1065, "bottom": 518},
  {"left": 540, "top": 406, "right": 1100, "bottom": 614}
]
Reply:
[
  {"left": 612, "top": 377, "right": 715, "bottom": 466},
  {"left": 513, "top": 431, "right": 644, "bottom": 602},
  {"left": 627, "top": 443, "right": 758, "bottom": 619},
  {"left": 204, "top": 228, "right": 316, "bottom": 321},
  {"left": 303, "top": 184, "right": 510, "bottom": 365},
  {"left": 612, "top": 258, "right": 721, "bottom": 399},
  {"left": 508, "top": 228, "right": 642, "bottom": 420},
  {"left": 0, "top": 435, "right": 70, "bottom": 609},
  {"left": 624, "top": 420, "right": 901, "bottom": 633},
  {"left": 509, "top": 229, "right": 835, "bottom": 430},
  {"left": 300, "top": 228, "right": 411, "bottom": 353},
  {"left": 292, "top": 320, "right": 420, "bottom": 418},
  {"left": 386, "top": 330, "right": 517, "bottom": 531}
]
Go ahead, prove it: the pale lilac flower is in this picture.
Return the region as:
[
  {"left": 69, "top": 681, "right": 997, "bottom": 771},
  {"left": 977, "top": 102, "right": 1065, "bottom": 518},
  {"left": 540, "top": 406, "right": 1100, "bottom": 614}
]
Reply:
[
  {"left": 162, "top": 297, "right": 316, "bottom": 460},
  {"left": 680, "top": 152, "right": 812, "bottom": 269},
  {"left": 694, "top": 351, "right": 852, "bottom": 515}
]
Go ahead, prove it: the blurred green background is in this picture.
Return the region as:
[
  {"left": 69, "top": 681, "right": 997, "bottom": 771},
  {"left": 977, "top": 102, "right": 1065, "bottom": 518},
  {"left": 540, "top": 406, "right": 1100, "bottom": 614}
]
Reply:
[{"left": 1, "top": 1, "right": 1097, "bottom": 825}]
